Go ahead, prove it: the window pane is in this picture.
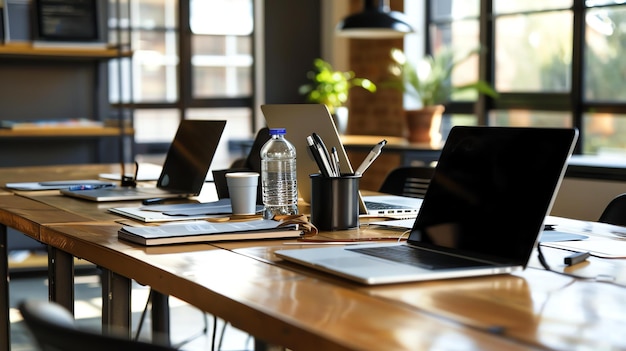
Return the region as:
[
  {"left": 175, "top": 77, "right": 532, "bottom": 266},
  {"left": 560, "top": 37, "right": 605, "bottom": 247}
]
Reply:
[
  {"left": 190, "top": 0, "right": 253, "bottom": 35},
  {"left": 586, "top": 0, "right": 625, "bottom": 7},
  {"left": 584, "top": 6, "right": 626, "bottom": 101},
  {"left": 186, "top": 108, "right": 253, "bottom": 171},
  {"left": 109, "top": 58, "right": 129, "bottom": 103},
  {"left": 130, "top": 0, "right": 177, "bottom": 28},
  {"left": 495, "top": 11, "right": 573, "bottom": 92},
  {"left": 431, "top": 20, "right": 479, "bottom": 50},
  {"left": 583, "top": 113, "right": 626, "bottom": 155},
  {"left": 431, "top": 20, "right": 481, "bottom": 102},
  {"left": 494, "top": 0, "right": 573, "bottom": 14},
  {"left": 488, "top": 110, "right": 572, "bottom": 127},
  {"left": 109, "top": 1, "right": 179, "bottom": 104},
  {"left": 440, "top": 113, "right": 479, "bottom": 141},
  {"left": 430, "top": 0, "right": 479, "bottom": 21},
  {"left": 134, "top": 109, "right": 180, "bottom": 143},
  {"left": 192, "top": 36, "right": 253, "bottom": 98},
  {"left": 190, "top": 0, "right": 253, "bottom": 99},
  {"left": 133, "top": 30, "right": 179, "bottom": 102}
]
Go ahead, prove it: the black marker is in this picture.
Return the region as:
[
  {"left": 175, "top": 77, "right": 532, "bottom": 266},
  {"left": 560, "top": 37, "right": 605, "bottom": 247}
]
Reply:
[
  {"left": 142, "top": 198, "right": 165, "bottom": 205},
  {"left": 564, "top": 251, "right": 590, "bottom": 266}
]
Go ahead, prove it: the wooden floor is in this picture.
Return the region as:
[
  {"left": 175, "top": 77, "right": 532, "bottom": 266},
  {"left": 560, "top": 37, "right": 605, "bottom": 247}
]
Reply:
[{"left": 9, "top": 251, "right": 253, "bottom": 351}]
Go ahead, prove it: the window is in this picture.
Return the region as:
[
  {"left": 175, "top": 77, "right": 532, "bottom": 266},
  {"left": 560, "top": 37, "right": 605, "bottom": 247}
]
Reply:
[
  {"left": 424, "top": 0, "right": 626, "bottom": 157},
  {"left": 109, "top": 0, "right": 256, "bottom": 169}
]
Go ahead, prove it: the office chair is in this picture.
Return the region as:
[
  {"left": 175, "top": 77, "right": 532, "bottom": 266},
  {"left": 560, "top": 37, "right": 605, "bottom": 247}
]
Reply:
[
  {"left": 598, "top": 193, "right": 626, "bottom": 226},
  {"left": 378, "top": 166, "right": 436, "bottom": 198},
  {"left": 18, "top": 299, "right": 177, "bottom": 351}
]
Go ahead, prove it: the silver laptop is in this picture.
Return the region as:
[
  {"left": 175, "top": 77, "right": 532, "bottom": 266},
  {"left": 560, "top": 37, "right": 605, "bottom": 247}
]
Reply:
[
  {"left": 61, "top": 120, "right": 226, "bottom": 202},
  {"left": 261, "top": 104, "right": 423, "bottom": 218},
  {"left": 276, "top": 126, "right": 579, "bottom": 285}
]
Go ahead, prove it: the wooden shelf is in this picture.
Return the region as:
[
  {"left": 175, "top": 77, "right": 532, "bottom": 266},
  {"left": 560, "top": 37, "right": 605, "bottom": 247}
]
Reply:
[
  {"left": 0, "top": 127, "right": 134, "bottom": 138},
  {"left": 0, "top": 43, "right": 131, "bottom": 59}
]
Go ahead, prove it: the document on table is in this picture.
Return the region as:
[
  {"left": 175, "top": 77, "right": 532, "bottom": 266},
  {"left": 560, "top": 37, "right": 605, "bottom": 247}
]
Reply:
[
  {"left": 110, "top": 198, "right": 264, "bottom": 222},
  {"left": 543, "top": 239, "right": 626, "bottom": 258},
  {"left": 368, "top": 220, "right": 589, "bottom": 243},
  {"left": 118, "top": 219, "right": 303, "bottom": 245},
  {"left": 5, "top": 180, "right": 116, "bottom": 191}
]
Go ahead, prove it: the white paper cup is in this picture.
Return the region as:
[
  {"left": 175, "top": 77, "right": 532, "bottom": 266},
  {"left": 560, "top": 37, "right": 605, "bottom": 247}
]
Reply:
[{"left": 225, "top": 172, "right": 259, "bottom": 215}]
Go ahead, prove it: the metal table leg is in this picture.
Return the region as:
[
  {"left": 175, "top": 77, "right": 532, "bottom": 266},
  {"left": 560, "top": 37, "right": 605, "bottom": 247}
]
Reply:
[
  {"left": 151, "top": 290, "right": 171, "bottom": 346},
  {"left": 101, "top": 268, "right": 131, "bottom": 338},
  {"left": 47, "top": 246, "right": 74, "bottom": 313},
  {"left": 1, "top": 225, "right": 9, "bottom": 351}
]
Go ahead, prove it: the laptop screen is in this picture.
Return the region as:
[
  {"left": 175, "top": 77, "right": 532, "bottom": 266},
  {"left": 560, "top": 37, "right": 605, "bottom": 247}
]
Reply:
[
  {"left": 408, "top": 126, "right": 578, "bottom": 265},
  {"left": 157, "top": 120, "right": 226, "bottom": 193}
]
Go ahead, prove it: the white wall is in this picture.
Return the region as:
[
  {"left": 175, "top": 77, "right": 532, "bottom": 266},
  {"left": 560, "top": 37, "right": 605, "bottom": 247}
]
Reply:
[
  {"left": 551, "top": 178, "right": 626, "bottom": 221},
  {"left": 321, "top": 0, "right": 349, "bottom": 70}
]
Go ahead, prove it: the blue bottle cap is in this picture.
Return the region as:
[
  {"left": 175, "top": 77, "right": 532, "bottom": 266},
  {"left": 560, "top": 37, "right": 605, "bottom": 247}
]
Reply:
[{"left": 269, "top": 128, "right": 286, "bottom": 135}]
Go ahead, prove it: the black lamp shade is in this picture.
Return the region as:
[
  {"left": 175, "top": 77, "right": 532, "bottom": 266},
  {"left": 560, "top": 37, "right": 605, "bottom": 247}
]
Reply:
[{"left": 336, "top": 1, "right": 414, "bottom": 39}]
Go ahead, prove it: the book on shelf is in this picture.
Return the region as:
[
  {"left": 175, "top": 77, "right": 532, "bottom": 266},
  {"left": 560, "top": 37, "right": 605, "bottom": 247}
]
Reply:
[
  {"left": 0, "top": 119, "right": 104, "bottom": 129},
  {"left": 31, "top": 40, "right": 110, "bottom": 50},
  {"left": 118, "top": 219, "right": 303, "bottom": 246},
  {"left": 3, "top": 0, "right": 32, "bottom": 44}
]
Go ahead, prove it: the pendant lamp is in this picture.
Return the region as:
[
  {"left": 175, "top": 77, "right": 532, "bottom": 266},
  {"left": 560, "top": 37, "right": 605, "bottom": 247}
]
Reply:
[{"left": 336, "top": 0, "right": 414, "bottom": 39}]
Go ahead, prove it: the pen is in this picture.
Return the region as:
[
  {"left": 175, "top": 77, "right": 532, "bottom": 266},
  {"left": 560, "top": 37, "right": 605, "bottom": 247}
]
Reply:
[
  {"left": 306, "top": 135, "right": 333, "bottom": 177},
  {"left": 142, "top": 197, "right": 166, "bottom": 205},
  {"left": 68, "top": 184, "right": 115, "bottom": 191},
  {"left": 331, "top": 147, "right": 341, "bottom": 176},
  {"left": 354, "top": 139, "right": 387, "bottom": 176},
  {"left": 564, "top": 251, "right": 590, "bottom": 266},
  {"left": 312, "top": 133, "right": 336, "bottom": 176}
]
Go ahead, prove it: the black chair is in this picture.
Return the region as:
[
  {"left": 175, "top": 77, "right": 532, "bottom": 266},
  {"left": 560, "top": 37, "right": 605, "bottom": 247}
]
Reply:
[
  {"left": 598, "top": 193, "right": 626, "bottom": 226},
  {"left": 378, "top": 166, "right": 436, "bottom": 198},
  {"left": 18, "top": 299, "right": 177, "bottom": 351}
]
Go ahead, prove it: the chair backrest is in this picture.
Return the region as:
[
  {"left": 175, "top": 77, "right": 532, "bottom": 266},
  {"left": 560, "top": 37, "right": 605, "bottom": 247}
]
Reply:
[
  {"left": 378, "top": 166, "right": 436, "bottom": 198},
  {"left": 598, "top": 193, "right": 626, "bottom": 226},
  {"left": 19, "top": 300, "right": 177, "bottom": 351},
  {"left": 212, "top": 127, "right": 270, "bottom": 204}
]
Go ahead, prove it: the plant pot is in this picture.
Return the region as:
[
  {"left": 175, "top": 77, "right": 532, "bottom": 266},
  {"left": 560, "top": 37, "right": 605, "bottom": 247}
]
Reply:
[
  {"left": 404, "top": 105, "right": 444, "bottom": 144},
  {"left": 332, "top": 106, "right": 349, "bottom": 135}
]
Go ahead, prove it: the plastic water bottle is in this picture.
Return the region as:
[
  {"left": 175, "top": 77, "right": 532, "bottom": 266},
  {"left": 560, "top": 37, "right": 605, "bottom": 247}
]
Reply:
[{"left": 260, "top": 128, "right": 298, "bottom": 219}]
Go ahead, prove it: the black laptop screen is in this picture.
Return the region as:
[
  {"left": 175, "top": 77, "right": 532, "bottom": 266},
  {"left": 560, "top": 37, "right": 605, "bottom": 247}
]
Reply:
[
  {"left": 157, "top": 120, "right": 226, "bottom": 193},
  {"left": 408, "top": 126, "right": 578, "bottom": 265}
]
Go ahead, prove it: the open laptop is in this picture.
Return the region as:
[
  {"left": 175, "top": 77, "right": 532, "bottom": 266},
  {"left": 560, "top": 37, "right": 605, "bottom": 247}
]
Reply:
[
  {"left": 276, "top": 126, "right": 579, "bottom": 285},
  {"left": 261, "top": 104, "right": 423, "bottom": 218},
  {"left": 61, "top": 120, "right": 226, "bottom": 202}
]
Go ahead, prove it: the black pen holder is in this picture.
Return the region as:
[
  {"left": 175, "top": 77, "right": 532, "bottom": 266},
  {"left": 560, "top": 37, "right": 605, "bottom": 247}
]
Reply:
[{"left": 310, "top": 173, "right": 360, "bottom": 231}]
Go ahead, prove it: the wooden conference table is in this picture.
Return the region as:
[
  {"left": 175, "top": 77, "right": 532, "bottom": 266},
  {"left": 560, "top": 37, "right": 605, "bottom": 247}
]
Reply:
[{"left": 2, "top": 164, "right": 626, "bottom": 351}]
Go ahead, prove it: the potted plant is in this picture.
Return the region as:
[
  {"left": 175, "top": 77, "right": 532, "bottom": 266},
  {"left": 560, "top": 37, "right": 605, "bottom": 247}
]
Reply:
[
  {"left": 299, "top": 58, "right": 376, "bottom": 134},
  {"left": 387, "top": 47, "right": 498, "bottom": 144}
]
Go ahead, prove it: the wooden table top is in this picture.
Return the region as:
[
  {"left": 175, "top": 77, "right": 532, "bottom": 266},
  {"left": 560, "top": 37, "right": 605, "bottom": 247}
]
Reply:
[
  {"left": 39, "top": 222, "right": 534, "bottom": 351},
  {"left": 2, "top": 164, "right": 626, "bottom": 350}
]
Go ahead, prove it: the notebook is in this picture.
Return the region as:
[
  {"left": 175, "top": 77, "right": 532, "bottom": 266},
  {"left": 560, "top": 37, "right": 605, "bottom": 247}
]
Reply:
[
  {"left": 260, "top": 104, "right": 423, "bottom": 218},
  {"left": 61, "top": 120, "right": 226, "bottom": 202},
  {"left": 275, "top": 126, "right": 579, "bottom": 285}
]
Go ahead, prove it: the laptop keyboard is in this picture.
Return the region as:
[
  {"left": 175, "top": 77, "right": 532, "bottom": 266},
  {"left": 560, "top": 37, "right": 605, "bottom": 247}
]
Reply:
[
  {"left": 348, "top": 245, "right": 488, "bottom": 270},
  {"left": 364, "top": 201, "right": 412, "bottom": 210}
]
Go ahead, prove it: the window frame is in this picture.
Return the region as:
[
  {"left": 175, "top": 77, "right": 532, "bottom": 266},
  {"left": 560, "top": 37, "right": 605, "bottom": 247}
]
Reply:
[
  {"left": 111, "top": 0, "right": 257, "bottom": 155},
  {"left": 424, "top": 0, "right": 626, "bottom": 157}
]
